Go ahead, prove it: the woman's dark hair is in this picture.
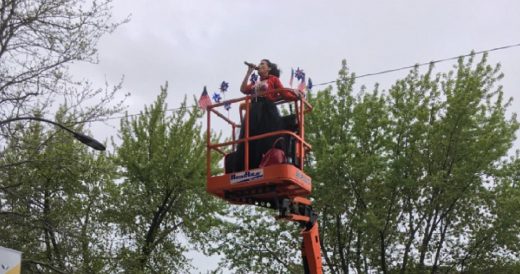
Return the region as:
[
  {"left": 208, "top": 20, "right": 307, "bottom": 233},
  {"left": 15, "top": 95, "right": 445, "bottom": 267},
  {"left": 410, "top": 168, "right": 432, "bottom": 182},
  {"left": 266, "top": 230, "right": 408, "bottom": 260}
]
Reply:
[{"left": 262, "top": 59, "right": 280, "bottom": 77}]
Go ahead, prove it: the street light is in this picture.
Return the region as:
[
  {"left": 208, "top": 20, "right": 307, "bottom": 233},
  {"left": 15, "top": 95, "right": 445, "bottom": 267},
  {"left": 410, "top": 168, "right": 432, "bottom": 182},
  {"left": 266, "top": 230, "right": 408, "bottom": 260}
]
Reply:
[{"left": 0, "top": 117, "right": 106, "bottom": 151}]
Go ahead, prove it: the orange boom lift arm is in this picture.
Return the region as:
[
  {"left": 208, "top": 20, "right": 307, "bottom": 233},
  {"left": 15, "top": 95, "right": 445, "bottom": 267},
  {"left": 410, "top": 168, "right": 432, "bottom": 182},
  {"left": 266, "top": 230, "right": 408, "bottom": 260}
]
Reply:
[
  {"left": 205, "top": 89, "right": 323, "bottom": 274},
  {"left": 278, "top": 197, "right": 322, "bottom": 273}
]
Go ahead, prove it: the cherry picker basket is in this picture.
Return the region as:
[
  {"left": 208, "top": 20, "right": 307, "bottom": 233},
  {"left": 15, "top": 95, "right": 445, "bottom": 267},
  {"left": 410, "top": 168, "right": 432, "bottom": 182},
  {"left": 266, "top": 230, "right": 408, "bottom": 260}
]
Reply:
[{"left": 205, "top": 88, "right": 313, "bottom": 208}]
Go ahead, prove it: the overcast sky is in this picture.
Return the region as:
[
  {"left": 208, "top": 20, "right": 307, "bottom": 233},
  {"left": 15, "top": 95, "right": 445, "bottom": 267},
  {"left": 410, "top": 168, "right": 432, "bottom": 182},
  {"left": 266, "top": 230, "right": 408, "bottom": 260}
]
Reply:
[
  {"left": 72, "top": 0, "right": 520, "bottom": 139},
  {"left": 70, "top": 0, "right": 520, "bottom": 270}
]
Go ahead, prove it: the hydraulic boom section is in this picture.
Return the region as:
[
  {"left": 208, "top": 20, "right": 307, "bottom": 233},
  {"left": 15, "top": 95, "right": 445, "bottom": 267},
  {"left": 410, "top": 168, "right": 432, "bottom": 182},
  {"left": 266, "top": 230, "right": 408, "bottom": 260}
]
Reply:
[{"left": 278, "top": 197, "right": 323, "bottom": 274}]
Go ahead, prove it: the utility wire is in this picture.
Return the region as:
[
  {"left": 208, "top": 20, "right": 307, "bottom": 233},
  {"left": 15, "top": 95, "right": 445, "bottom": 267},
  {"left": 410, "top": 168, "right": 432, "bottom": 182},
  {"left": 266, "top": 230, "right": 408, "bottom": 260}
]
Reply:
[
  {"left": 313, "top": 42, "right": 520, "bottom": 86},
  {"left": 88, "top": 106, "right": 193, "bottom": 122},
  {"left": 94, "top": 42, "right": 520, "bottom": 122}
]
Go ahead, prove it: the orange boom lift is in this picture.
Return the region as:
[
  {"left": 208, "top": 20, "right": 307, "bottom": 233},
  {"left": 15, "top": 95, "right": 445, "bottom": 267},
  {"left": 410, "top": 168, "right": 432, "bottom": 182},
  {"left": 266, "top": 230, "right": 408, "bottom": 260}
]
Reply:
[{"left": 206, "top": 88, "right": 322, "bottom": 274}]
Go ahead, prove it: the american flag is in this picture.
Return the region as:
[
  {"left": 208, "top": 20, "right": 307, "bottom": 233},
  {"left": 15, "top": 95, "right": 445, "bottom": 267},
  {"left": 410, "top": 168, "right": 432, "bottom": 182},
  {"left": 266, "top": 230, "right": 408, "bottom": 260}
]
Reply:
[
  {"left": 198, "top": 86, "right": 212, "bottom": 110},
  {"left": 295, "top": 68, "right": 306, "bottom": 91},
  {"left": 298, "top": 82, "right": 306, "bottom": 92},
  {"left": 298, "top": 75, "right": 306, "bottom": 92}
]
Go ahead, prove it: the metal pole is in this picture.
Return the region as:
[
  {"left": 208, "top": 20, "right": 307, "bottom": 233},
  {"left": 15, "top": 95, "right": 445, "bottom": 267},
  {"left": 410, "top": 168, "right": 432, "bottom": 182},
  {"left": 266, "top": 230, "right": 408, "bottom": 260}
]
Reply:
[{"left": 0, "top": 117, "right": 105, "bottom": 151}]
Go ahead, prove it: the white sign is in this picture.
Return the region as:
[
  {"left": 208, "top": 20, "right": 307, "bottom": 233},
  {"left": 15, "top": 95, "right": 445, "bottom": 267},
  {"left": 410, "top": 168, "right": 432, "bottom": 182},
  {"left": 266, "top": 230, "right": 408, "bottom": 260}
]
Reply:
[
  {"left": 230, "top": 169, "right": 264, "bottom": 184},
  {"left": 0, "top": 246, "right": 21, "bottom": 274},
  {"left": 295, "top": 171, "right": 312, "bottom": 184}
]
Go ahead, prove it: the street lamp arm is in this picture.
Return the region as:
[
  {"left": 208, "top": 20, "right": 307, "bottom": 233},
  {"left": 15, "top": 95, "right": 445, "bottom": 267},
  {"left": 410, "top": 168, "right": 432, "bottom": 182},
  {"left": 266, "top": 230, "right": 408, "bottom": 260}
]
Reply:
[
  {"left": 1, "top": 116, "right": 76, "bottom": 134},
  {"left": 0, "top": 116, "right": 106, "bottom": 151}
]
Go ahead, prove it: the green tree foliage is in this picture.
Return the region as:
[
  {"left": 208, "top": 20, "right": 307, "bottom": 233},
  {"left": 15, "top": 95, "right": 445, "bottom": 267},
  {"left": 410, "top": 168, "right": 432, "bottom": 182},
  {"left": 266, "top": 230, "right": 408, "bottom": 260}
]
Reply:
[
  {"left": 304, "top": 54, "right": 519, "bottom": 273},
  {"left": 306, "top": 61, "right": 391, "bottom": 273},
  {"left": 0, "top": 110, "right": 118, "bottom": 273},
  {"left": 207, "top": 206, "right": 302, "bottom": 273},
  {"left": 465, "top": 154, "right": 520, "bottom": 273},
  {"left": 0, "top": 2, "right": 127, "bottom": 271},
  {"left": 113, "top": 84, "right": 224, "bottom": 273}
]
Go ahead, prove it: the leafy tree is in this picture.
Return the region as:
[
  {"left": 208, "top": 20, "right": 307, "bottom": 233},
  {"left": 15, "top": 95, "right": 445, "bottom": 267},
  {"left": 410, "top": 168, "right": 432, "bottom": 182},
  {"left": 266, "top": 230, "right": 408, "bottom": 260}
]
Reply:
[
  {"left": 113, "top": 84, "right": 225, "bottom": 273},
  {"left": 0, "top": 109, "right": 118, "bottom": 273},
  {"left": 207, "top": 206, "right": 302, "bottom": 274},
  {"left": 0, "top": 0, "right": 127, "bottom": 174},
  {"left": 459, "top": 154, "right": 520, "bottom": 273},
  {"left": 389, "top": 55, "right": 518, "bottom": 273},
  {"left": 303, "top": 54, "right": 519, "bottom": 273},
  {"left": 304, "top": 60, "right": 391, "bottom": 273},
  {"left": 0, "top": 1, "right": 127, "bottom": 271},
  {"left": 0, "top": 0, "right": 127, "bottom": 128}
]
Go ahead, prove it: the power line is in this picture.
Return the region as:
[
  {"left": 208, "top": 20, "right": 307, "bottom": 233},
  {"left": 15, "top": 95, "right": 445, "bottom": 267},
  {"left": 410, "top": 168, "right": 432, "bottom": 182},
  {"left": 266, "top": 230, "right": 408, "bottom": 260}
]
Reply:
[
  {"left": 313, "top": 42, "right": 520, "bottom": 86},
  {"left": 89, "top": 106, "right": 194, "bottom": 122},
  {"left": 94, "top": 42, "right": 520, "bottom": 122}
]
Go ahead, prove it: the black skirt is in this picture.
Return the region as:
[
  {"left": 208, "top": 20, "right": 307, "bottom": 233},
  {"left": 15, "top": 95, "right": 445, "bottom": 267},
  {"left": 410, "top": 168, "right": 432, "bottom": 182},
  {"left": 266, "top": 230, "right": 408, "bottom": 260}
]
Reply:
[{"left": 232, "top": 97, "right": 285, "bottom": 171}]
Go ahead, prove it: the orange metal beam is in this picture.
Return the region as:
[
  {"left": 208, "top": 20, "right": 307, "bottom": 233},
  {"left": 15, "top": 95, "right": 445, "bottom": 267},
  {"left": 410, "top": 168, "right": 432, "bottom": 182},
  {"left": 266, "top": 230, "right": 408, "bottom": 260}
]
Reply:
[
  {"left": 299, "top": 98, "right": 305, "bottom": 169},
  {"left": 245, "top": 97, "right": 250, "bottom": 170},
  {"left": 278, "top": 214, "right": 311, "bottom": 223},
  {"left": 208, "top": 108, "right": 239, "bottom": 127},
  {"left": 208, "top": 130, "right": 311, "bottom": 150},
  {"left": 292, "top": 196, "right": 312, "bottom": 206},
  {"left": 301, "top": 222, "right": 323, "bottom": 274},
  {"left": 206, "top": 106, "right": 211, "bottom": 180}
]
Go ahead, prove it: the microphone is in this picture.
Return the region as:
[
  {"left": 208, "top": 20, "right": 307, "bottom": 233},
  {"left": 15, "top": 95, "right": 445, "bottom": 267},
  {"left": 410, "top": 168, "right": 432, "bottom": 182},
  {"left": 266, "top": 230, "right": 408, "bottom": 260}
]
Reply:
[{"left": 244, "top": 61, "right": 258, "bottom": 70}]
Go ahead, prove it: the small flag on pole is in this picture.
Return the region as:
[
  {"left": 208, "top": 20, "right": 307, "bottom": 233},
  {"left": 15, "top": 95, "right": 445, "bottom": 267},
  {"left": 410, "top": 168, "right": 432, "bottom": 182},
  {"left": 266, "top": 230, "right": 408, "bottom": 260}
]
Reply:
[
  {"left": 198, "top": 86, "right": 212, "bottom": 110},
  {"left": 296, "top": 69, "right": 306, "bottom": 92},
  {"left": 289, "top": 68, "right": 294, "bottom": 87},
  {"left": 298, "top": 76, "right": 306, "bottom": 92}
]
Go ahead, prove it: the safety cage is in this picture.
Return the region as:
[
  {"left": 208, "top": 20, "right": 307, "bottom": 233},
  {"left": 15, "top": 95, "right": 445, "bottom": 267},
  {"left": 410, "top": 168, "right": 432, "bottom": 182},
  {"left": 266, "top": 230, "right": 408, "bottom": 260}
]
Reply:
[{"left": 206, "top": 88, "right": 313, "bottom": 208}]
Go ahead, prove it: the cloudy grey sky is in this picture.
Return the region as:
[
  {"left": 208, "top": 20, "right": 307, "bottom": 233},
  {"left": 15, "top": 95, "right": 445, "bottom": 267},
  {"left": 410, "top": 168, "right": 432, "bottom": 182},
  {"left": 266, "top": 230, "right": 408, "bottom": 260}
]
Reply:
[
  {"left": 70, "top": 0, "right": 519, "bottom": 270},
  {"left": 73, "top": 0, "right": 520, "bottom": 134}
]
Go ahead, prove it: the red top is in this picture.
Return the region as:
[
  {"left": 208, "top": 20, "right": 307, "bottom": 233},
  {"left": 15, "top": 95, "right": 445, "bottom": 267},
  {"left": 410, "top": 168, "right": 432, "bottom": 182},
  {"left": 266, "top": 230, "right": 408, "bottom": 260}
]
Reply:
[{"left": 243, "top": 75, "right": 284, "bottom": 96}]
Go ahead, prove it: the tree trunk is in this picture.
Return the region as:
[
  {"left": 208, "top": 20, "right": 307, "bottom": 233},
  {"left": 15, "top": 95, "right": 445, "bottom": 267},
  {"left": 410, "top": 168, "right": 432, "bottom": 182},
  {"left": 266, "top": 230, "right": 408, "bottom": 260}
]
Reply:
[
  {"left": 336, "top": 214, "right": 349, "bottom": 273},
  {"left": 431, "top": 218, "right": 450, "bottom": 274},
  {"left": 320, "top": 209, "right": 337, "bottom": 273},
  {"left": 380, "top": 231, "right": 388, "bottom": 274},
  {"left": 419, "top": 202, "right": 440, "bottom": 270},
  {"left": 355, "top": 229, "right": 362, "bottom": 273},
  {"left": 139, "top": 190, "right": 174, "bottom": 270},
  {"left": 401, "top": 200, "right": 423, "bottom": 274}
]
